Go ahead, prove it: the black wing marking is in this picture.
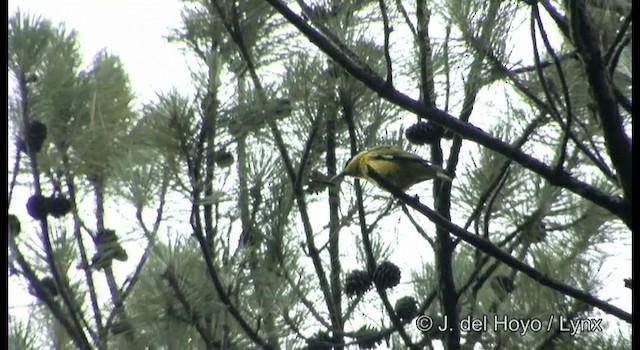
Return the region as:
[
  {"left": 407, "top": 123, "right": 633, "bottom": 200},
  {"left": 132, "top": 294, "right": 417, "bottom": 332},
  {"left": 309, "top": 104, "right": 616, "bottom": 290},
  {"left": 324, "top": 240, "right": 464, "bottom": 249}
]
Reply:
[{"left": 370, "top": 153, "right": 432, "bottom": 166}]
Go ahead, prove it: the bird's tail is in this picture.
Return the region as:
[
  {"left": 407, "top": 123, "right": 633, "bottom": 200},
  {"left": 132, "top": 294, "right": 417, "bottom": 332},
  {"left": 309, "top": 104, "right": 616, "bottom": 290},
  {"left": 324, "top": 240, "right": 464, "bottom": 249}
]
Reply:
[{"left": 434, "top": 167, "right": 454, "bottom": 182}]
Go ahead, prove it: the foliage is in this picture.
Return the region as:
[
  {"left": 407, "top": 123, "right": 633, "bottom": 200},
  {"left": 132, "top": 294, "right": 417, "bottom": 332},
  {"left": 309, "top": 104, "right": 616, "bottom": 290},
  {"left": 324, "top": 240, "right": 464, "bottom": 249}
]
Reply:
[{"left": 8, "top": 0, "right": 631, "bottom": 349}]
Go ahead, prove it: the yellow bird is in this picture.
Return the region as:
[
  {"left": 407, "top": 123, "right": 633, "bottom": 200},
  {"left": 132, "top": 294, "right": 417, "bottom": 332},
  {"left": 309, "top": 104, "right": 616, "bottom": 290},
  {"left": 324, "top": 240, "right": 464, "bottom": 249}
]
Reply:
[{"left": 331, "top": 145, "right": 452, "bottom": 191}]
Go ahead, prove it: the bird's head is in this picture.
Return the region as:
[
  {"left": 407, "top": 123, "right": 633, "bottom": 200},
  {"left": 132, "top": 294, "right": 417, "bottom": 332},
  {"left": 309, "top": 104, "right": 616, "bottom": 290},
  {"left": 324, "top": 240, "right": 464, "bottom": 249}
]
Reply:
[{"left": 330, "top": 151, "right": 367, "bottom": 184}]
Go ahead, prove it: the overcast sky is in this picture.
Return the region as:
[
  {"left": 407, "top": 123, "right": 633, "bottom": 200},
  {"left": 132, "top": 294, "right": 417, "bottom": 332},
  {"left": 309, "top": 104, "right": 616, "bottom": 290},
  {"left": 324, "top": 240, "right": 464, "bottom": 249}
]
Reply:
[{"left": 8, "top": 0, "right": 195, "bottom": 107}]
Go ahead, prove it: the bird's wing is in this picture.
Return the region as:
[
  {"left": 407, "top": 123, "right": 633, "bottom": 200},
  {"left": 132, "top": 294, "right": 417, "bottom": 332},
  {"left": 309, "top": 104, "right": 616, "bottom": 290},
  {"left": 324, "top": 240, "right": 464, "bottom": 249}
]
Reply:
[
  {"left": 369, "top": 151, "right": 432, "bottom": 166},
  {"left": 369, "top": 151, "right": 453, "bottom": 180}
]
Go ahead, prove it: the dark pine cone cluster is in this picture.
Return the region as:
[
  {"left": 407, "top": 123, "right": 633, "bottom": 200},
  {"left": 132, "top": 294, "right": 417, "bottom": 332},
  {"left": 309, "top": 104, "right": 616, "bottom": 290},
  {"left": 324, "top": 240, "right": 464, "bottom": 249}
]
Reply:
[
  {"left": 21, "top": 120, "right": 48, "bottom": 153},
  {"left": 394, "top": 296, "right": 419, "bottom": 321},
  {"left": 354, "top": 325, "right": 385, "bottom": 349},
  {"left": 345, "top": 261, "right": 403, "bottom": 298},
  {"left": 30, "top": 276, "right": 59, "bottom": 301},
  {"left": 8, "top": 214, "right": 21, "bottom": 236},
  {"left": 405, "top": 120, "right": 453, "bottom": 145},
  {"left": 372, "top": 261, "right": 401, "bottom": 290},
  {"left": 305, "top": 331, "right": 333, "bottom": 350},
  {"left": 344, "top": 270, "right": 372, "bottom": 298},
  {"left": 91, "top": 229, "right": 128, "bottom": 270},
  {"left": 26, "top": 194, "right": 72, "bottom": 221}
]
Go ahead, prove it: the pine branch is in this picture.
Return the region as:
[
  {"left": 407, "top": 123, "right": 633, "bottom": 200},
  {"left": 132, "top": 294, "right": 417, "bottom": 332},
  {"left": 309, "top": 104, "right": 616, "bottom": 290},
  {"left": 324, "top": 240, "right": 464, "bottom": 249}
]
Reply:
[
  {"left": 532, "top": 5, "right": 575, "bottom": 171},
  {"left": 366, "top": 167, "right": 632, "bottom": 323},
  {"left": 539, "top": 0, "right": 571, "bottom": 39},
  {"left": 443, "top": 24, "right": 452, "bottom": 112},
  {"left": 62, "top": 161, "right": 104, "bottom": 342},
  {"left": 209, "top": 0, "right": 340, "bottom": 335},
  {"left": 282, "top": 270, "right": 334, "bottom": 330},
  {"left": 264, "top": 0, "right": 630, "bottom": 227},
  {"left": 485, "top": 48, "right": 617, "bottom": 182},
  {"left": 163, "top": 266, "right": 215, "bottom": 348},
  {"left": 393, "top": 0, "right": 417, "bottom": 40},
  {"left": 17, "top": 74, "right": 92, "bottom": 349},
  {"left": 378, "top": 0, "right": 393, "bottom": 87},
  {"left": 353, "top": 180, "right": 422, "bottom": 350},
  {"left": 342, "top": 79, "right": 420, "bottom": 350},
  {"left": 507, "top": 51, "right": 579, "bottom": 75},
  {"left": 416, "top": 0, "right": 434, "bottom": 107},
  {"left": 191, "top": 201, "right": 275, "bottom": 350},
  {"left": 328, "top": 90, "right": 344, "bottom": 344},
  {"left": 10, "top": 239, "right": 93, "bottom": 350},
  {"left": 603, "top": 12, "right": 632, "bottom": 67},
  {"left": 566, "top": 0, "right": 631, "bottom": 206},
  {"left": 8, "top": 142, "right": 21, "bottom": 208}
]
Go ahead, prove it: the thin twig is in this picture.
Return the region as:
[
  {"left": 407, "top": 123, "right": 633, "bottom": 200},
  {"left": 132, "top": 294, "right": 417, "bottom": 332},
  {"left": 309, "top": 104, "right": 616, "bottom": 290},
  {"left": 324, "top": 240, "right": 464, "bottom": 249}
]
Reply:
[
  {"left": 378, "top": 0, "right": 393, "bottom": 87},
  {"left": 416, "top": 0, "right": 434, "bottom": 107},
  {"left": 443, "top": 25, "right": 451, "bottom": 112},
  {"left": 607, "top": 35, "right": 630, "bottom": 79},
  {"left": 366, "top": 167, "right": 631, "bottom": 323},
  {"left": 401, "top": 204, "right": 436, "bottom": 249},
  {"left": 210, "top": 0, "right": 340, "bottom": 334},
  {"left": 393, "top": 0, "right": 417, "bottom": 39},
  {"left": 8, "top": 143, "right": 21, "bottom": 208},
  {"left": 530, "top": 9, "right": 562, "bottom": 129},
  {"left": 567, "top": 0, "right": 632, "bottom": 204},
  {"left": 533, "top": 5, "right": 575, "bottom": 171},
  {"left": 604, "top": 12, "right": 632, "bottom": 66},
  {"left": 164, "top": 267, "right": 214, "bottom": 347}
]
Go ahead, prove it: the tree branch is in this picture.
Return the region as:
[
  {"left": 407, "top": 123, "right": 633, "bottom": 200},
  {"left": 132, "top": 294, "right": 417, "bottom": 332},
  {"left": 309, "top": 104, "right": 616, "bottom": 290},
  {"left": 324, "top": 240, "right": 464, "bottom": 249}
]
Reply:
[
  {"left": 567, "top": 0, "right": 632, "bottom": 205},
  {"left": 378, "top": 0, "right": 393, "bottom": 87},
  {"left": 264, "top": 0, "right": 630, "bottom": 227},
  {"left": 366, "top": 168, "right": 632, "bottom": 323}
]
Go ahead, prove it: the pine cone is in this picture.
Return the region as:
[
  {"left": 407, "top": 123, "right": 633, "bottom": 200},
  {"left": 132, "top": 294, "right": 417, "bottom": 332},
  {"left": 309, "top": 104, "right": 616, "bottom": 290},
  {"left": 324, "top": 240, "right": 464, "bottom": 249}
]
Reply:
[
  {"left": 405, "top": 121, "right": 444, "bottom": 145},
  {"left": 9, "top": 214, "right": 21, "bottom": 236},
  {"left": 92, "top": 229, "right": 128, "bottom": 269},
  {"left": 306, "top": 331, "right": 333, "bottom": 350},
  {"left": 46, "top": 196, "right": 72, "bottom": 218},
  {"left": 394, "top": 296, "right": 419, "bottom": 321},
  {"left": 96, "top": 229, "right": 118, "bottom": 245},
  {"left": 213, "top": 149, "right": 234, "bottom": 167},
  {"left": 91, "top": 252, "right": 111, "bottom": 270},
  {"left": 372, "top": 261, "right": 401, "bottom": 290},
  {"left": 40, "top": 276, "right": 59, "bottom": 298},
  {"left": 524, "top": 220, "right": 547, "bottom": 243},
  {"left": 344, "top": 270, "right": 372, "bottom": 297},
  {"left": 22, "top": 120, "right": 48, "bottom": 153},
  {"left": 354, "top": 325, "right": 384, "bottom": 350},
  {"left": 107, "top": 244, "right": 129, "bottom": 262},
  {"left": 26, "top": 195, "right": 49, "bottom": 220}
]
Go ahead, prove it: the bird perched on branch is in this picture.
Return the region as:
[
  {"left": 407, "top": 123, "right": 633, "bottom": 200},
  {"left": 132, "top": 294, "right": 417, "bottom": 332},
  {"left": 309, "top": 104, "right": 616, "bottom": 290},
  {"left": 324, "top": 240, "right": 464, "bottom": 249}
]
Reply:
[{"left": 330, "top": 145, "right": 452, "bottom": 191}]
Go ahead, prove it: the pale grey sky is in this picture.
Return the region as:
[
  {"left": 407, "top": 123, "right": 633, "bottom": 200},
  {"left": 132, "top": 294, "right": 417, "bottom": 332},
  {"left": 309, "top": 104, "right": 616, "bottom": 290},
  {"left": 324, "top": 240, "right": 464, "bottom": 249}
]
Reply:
[{"left": 9, "top": 0, "right": 195, "bottom": 106}]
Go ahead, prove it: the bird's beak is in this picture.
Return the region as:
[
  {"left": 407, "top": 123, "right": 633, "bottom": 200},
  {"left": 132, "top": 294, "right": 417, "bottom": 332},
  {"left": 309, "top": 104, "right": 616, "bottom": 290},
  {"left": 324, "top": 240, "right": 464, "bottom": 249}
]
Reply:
[{"left": 329, "top": 172, "right": 345, "bottom": 185}]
